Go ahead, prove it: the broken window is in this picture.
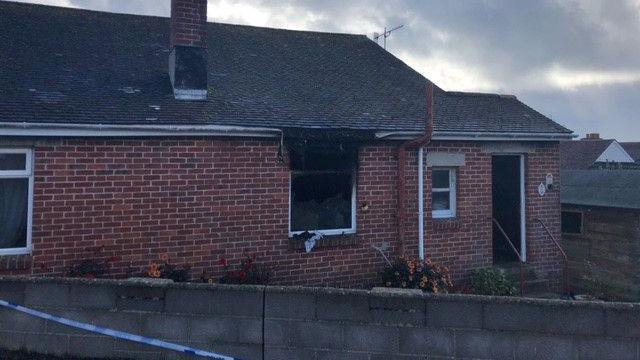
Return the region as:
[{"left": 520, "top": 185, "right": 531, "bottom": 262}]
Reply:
[
  {"left": 289, "top": 144, "right": 356, "bottom": 235},
  {"left": 0, "top": 149, "right": 33, "bottom": 255},
  {"left": 432, "top": 168, "right": 456, "bottom": 218},
  {"left": 561, "top": 211, "right": 583, "bottom": 234}
]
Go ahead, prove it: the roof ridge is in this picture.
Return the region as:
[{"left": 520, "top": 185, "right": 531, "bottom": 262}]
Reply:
[
  {"left": 2, "top": 0, "right": 367, "bottom": 38},
  {"left": 446, "top": 91, "right": 517, "bottom": 99}
]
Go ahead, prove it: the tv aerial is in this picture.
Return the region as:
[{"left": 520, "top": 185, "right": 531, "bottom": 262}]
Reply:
[{"left": 373, "top": 25, "right": 404, "bottom": 50}]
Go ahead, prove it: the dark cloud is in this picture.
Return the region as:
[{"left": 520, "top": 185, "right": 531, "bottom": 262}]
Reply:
[{"left": 8, "top": 0, "right": 640, "bottom": 140}]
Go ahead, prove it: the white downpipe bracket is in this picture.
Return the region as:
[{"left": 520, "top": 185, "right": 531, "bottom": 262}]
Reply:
[{"left": 418, "top": 147, "right": 425, "bottom": 261}]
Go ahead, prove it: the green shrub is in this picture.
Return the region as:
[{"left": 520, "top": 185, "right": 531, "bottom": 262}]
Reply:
[
  {"left": 471, "top": 268, "right": 518, "bottom": 296},
  {"left": 381, "top": 258, "right": 452, "bottom": 293}
]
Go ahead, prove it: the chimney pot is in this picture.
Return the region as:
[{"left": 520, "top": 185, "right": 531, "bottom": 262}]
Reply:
[{"left": 584, "top": 133, "right": 601, "bottom": 140}]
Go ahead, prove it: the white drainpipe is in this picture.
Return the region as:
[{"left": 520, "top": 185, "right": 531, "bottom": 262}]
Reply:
[{"left": 418, "top": 147, "right": 425, "bottom": 261}]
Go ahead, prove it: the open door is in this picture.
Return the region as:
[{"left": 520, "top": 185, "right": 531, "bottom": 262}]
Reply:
[{"left": 492, "top": 155, "right": 525, "bottom": 263}]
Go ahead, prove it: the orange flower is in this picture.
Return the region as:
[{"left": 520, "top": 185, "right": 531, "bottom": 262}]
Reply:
[{"left": 147, "top": 263, "right": 161, "bottom": 278}]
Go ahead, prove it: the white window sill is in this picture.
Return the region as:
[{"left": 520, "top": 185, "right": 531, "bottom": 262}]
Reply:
[
  {"left": 0, "top": 247, "right": 32, "bottom": 256},
  {"left": 289, "top": 228, "right": 356, "bottom": 237},
  {"left": 432, "top": 212, "right": 455, "bottom": 219}
]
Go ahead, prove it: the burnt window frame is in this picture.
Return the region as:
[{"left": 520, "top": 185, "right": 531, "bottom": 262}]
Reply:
[
  {"left": 0, "top": 148, "right": 34, "bottom": 255},
  {"left": 288, "top": 144, "right": 357, "bottom": 236},
  {"left": 561, "top": 210, "right": 583, "bottom": 235}
]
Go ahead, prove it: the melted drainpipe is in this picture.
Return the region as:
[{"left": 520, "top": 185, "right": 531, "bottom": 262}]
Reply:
[{"left": 397, "top": 81, "right": 435, "bottom": 258}]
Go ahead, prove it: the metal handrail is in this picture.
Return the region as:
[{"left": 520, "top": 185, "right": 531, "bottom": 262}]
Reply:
[
  {"left": 537, "top": 218, "right": 571, "bottom": 296},
  {"left": 492, "top": 218, "right": 525, "bottom": 296}
]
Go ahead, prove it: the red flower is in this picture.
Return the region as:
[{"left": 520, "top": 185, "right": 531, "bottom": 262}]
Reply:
[
  {"left": 219, "top": 257, "right": 228, "bottom": 267},
  {"left": 239, "top": 271, "right": 247, "bottom": 280}
]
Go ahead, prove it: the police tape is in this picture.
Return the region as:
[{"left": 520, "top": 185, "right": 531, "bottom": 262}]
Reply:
[{"left": 0, "top": 299, "right": 240, "bottom": 360}]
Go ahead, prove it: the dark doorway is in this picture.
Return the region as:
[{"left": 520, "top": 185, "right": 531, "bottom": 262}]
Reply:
[{"left": 492, "top": 155, "right": 523, "bottom": 263}]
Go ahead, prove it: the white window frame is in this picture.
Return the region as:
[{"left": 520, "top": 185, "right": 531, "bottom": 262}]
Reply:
[
  {"left": 431, "top": 168, "right": 456, "bottom": 219},
  {"left": 0, "top": 148, "right": 34, "bottom": 255},
  {"left": 288, "top": 169, "right": 357, "bottom": 237}
]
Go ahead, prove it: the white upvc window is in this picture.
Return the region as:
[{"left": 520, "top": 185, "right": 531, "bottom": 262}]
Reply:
[
  {"left": 0, "top": 148, "right": 34, "bottom": 255},
  {"left": 431, "top": 168, "right": 456, "bottom": 219}
]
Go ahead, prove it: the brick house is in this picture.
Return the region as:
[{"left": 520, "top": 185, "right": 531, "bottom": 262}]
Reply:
[
  {"left": 560, "top": 133, "right": 637, "bottom": 170},
  {"left": 0, "top": 0, "right": 574, "bottom": 288}
]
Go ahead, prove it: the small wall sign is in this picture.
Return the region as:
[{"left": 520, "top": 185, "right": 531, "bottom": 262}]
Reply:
[{"left": 538, "top": 182, "right": 546, "bottom": 197}]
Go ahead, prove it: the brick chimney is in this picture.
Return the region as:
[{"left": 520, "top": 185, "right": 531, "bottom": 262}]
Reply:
[
  {"left": 583, "top": 133, "right": 601, "bottom": 140},
  {"left": 168, "top": 0, "right": 208, "bottom": 100}
]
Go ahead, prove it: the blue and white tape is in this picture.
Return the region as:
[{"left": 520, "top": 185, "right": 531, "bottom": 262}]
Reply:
[{"left": 0, "top": 299, "right": 239, "bottom": 360}]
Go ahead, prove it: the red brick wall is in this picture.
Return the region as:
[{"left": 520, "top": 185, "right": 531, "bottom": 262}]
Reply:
[
  {"left": 413, "top": 141, "right": 563, "bottom": 285},
  {"left": 170, "top": 0, "right": 207, "bottom": 48},
  {"left": 524, "top": 142, "right": 563, "bottom": 285},
  {"left": 420, "top": 142, "right": 493, "bottom": 280},
  {"left": 0, "top": 138, "right": 562, "bottom": 288}
]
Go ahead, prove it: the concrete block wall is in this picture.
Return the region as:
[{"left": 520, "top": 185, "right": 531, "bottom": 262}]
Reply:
[
  {"left": 4, "top": 276, "right": 640, "bottom": 360},
  {"left": 0, "top": 277, "right": 264, "bottom": 360},
  {"left": 264, "top": 286, "right": 640, "bottom": 360}
]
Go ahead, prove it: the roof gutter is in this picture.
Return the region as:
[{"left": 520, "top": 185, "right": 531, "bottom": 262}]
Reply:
[
  {"left": 0, "top": 122, "right": 282, "bottom": 138},
  {"left": 378, "top": 131, "right": 576, "bottom": 141},
  {"left": 396, "top": 82, "right": 435, "bottom": 258}
]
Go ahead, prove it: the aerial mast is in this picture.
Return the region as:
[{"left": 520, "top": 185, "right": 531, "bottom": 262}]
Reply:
[{"left": 373, "top": 25, "right": 404, "bottom": 50}]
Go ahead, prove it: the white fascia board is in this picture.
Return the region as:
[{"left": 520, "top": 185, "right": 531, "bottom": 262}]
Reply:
[
  {"left": 432, "top": 131, "right": 577, "bottom": 141},
  {"left": 0, "top": 122, "right": 282, "bottom": 138},
  {"left": 376, "top": 130, "right": 577, "bottom": 141}
]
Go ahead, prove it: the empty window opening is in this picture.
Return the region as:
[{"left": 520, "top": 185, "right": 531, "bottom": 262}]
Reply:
[
  {"left": 289, "top": 143, "right": 357, "bottom": 235},
  {"left": 562, "top": 211, "right": 583, "bottom": 234}
]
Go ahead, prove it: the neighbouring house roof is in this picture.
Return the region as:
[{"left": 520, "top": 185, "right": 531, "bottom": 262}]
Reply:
[
  {"left": 0, "top": 2, "right": 573, "bottom": 138},
  {"left": 561, "top": 170, "right": 640, "bottom": 210},
  {"left": 621, "top": 142, "right": 640, "bottom": 162},
  {"left": 560, "top": 139, "right": 615, "bottom": 170}
]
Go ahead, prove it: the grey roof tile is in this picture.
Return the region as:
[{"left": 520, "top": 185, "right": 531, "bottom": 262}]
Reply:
[
  {"left": 0, "top": 2, "right": 572, "bottom": 135},
  {"left": 560, "top": 140, "right": 615, "bottom": 170},
  {"left": 561, "top": 170, "right": 640, "bottom": 209}
]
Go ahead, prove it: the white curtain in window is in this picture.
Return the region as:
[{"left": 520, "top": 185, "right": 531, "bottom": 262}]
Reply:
[{"left": 0, "top": 178, "right": 28, "bottom": 249}]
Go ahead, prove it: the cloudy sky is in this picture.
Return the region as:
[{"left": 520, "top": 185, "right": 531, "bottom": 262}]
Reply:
[{"left": 9, "top": 0, "right": 640, "bottom": 140}]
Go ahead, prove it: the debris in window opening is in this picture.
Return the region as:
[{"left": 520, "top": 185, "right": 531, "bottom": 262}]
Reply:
[
  {"left": 305, "top": 232, "right": 323, "bottom": 253},
  {"left": 291, "top": 172, "right": 352, "bottom": 232}
]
